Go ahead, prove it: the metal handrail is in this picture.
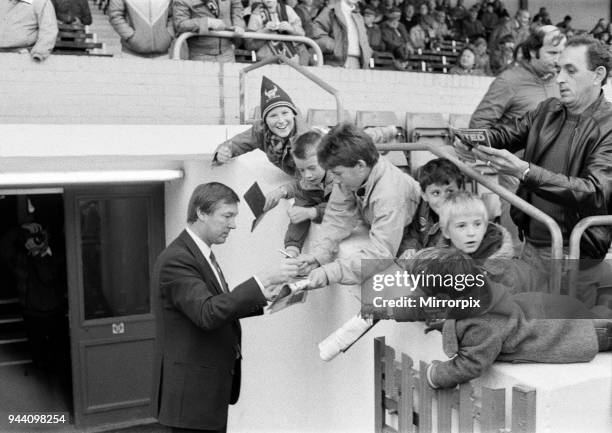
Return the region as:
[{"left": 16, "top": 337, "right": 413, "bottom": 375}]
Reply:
[
  {"left": 567, "top": 215, "right": 612, "bottom": 298},
  {"left": 171, "top": 31, "right": 323, "bottom": 66},
  {"left": 238, "top": 54, "right": 344, "bottom": 125},
  {"left": 376, "top": 142, "right": 564, "bottom": 294}
]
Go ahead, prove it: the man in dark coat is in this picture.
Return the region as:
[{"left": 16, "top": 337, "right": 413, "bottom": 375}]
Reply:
[{"left": 152, "top": 182, "right": 299, "bottom": 432}]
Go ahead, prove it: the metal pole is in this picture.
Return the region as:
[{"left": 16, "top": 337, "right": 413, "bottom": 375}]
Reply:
[
  {"left": 567, "top": 215, "right": 612, "bottom": 298},
  {"left": 171, "top": 31, "right": 324, "bottom": 66}
]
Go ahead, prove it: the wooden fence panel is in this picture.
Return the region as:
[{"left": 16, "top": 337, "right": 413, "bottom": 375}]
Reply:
[
  {"left": 374, "top": 339, "right": 536, "bottom": 433},
  {"left": 512, "top": 385, "right": 536, "bottom": 433},
  {"left": 458, "top": 383, "right": 475, "bottom": 433},
  {"left": 374, "top": 337, "right": 384, "bottom": 433},
  {"left": 398, "top": 354, "right": 414, "bottom": 433},
  {"left": 419, "top": 361, "right": 434, "bottom": 433},
  {"left": 481, "top": 387, "right": 505, "bottom": 433}
]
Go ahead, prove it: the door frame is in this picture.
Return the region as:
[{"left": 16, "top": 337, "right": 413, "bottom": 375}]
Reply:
[{"left": 64, "top": 183, "right": 165, "bottom": 429}]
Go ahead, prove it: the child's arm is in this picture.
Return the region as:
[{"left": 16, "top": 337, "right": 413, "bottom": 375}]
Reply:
[{"left": 427, "top": 322, "right": 503, "bottom": 389}]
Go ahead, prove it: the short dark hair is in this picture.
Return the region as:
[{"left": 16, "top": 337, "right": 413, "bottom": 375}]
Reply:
[
  {"left": 409, "top": 247, "right": 491, "bottom": 319},
  {"left": 187, "top": 182, "right": 240, "bottom": 223},
  {"left": 291, "top": 130, "right": 323, "bottom": 160},
  {"left": 521, "top": 25, "right": 565, "bottom": 61},
  {"left": 566, "top": 35, "right": 612, "bottom": 86},
  {"left": 317, "top": 122, "right": 379, "bottom": 169},
  {"left": 417, "top": 158, "right": 463, "bottom": 190}
]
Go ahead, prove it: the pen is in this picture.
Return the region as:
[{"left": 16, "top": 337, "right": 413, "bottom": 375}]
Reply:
[{"left": 277, "top": 249, "right": 292, "bottom": 258}]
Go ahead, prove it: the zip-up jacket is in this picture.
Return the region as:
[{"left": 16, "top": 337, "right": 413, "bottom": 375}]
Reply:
[
  {"left": 487, "top": 94, "right": 612, "bottom": 260},
  {"left": 109, "top": 0, "right": 174, "bottom": 55}
]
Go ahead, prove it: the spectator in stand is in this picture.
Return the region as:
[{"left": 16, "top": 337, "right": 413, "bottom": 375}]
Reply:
[
  {"left": 246, "top": 0, "right": 309, "bottom": 65},
  {"left": 471, "top": 37, "right": 491, "bottom": 75},
  {"left": 489, "top": 33, "right": 515, "bottom": 74},
  {"left": 109, "top": 0, "right": 174, "bottom": 59},
  {"left": 363, "top": 6, "right": 386, "bottom": 52},
  {"left": 312, "top": 0, "right": 372, "bottom": 69},
  {"left": 174, "top": 0, "right": 245, "bottom": 62},
  {"left": 449, "top": 46, "right": 483, "bottom": 75},
  {"left": 401, "top": 3, "right": 417, "bottom": 30},
  {"left": 51, "top": 0, "right": 91, "bottom": 28},
  {"left": 449, "top": 0, "right": 467, "bottom": 26},
  {"left": 0, "top": 0, "right": 58, "bottom": 61},
  {"left": 294, "top": 0, "right": 317, "bottom": 38},
  {"left": 600, "top": 30, "right": 612, "bottom": 45},
  {"left": 512, "top": 9, "right": 531, "bottom": 45},
  {"left": 462, "top": 6, "right": 485, "bottom": 41},
  {"left": 378, "top": 0, "right": 395, "bottom": 20},
  {"left": 533, "top": 7, "right": 552, "bottom": 26},
  {"left": 409, "top": 16, "right": 429, "bottom": 50},
  {"left": 417, "top": 2, "right": 436, "bottom": 32},
  {"left": 590, "top": 19, "right": 606, "bottom": 39},
  {"left": 470, "top": 26, "right": 566, "bottom": 247},
  {"left": 381, "top": 7, "right": 412, "bottom": 64},
  {"left": 367, "top": 0, "right": 383, "bottom": 24},
  {"left": 471, "top": 26, "right": 565, "bottom": 128},
  {"left": 490, "top": 0, "right": 507, "bottom": 18},
  {"left": 430, "top": 10, "right": 451, "bottom": 41},
  {"left": 479, "top": 1, "right": 497, "bottom": 40},
  {"left": 556, "top": 15, "right": 572, "bottom": 32}
]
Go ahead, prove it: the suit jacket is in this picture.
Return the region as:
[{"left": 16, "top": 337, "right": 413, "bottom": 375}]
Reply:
[{"left": 152, "top": 230, "right": 267, "bottom": 430}]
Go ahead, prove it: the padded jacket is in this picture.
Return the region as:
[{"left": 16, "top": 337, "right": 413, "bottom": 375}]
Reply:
[
  {"left": 173, "top": 0, "right": 244, "bottom": 57},
  {"left": 487, "top": 94, "right": 612, "bottom": 260},
  {"left": 311, "top": 2, "right": 372, "bottom": 68},
  {"left": 109, "top": 0, "right": 174, "bottom": 55}
]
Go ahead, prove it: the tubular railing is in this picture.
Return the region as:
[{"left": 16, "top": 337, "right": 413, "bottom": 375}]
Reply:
[
  {"left": 238, "top": 54, "right": 344, "bottom": 125},
  {"left": 568, "top": 215, "right": 612, "bottom": 298},
  {"left": 171, "top": 31, "right": 323, "bottom": 66},
  {"left": 376, "top": 142, "right": 564, "bottom": 294}
]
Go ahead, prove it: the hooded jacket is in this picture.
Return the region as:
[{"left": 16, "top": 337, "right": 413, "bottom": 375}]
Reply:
[
  {"left": 393, "top": 272, "right": 599, "bottom": 389},
  {"left": 486, "top": 94, "right": 612, "bottom": 260},
  {"left": 109, "top": 0, "right": 174, "bottom": 55}
]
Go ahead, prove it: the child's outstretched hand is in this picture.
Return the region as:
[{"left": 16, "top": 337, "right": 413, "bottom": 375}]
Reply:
[
  {"left": 287, "top": 206, "right": 317, "bottom": 224},
  {"left": 263, "top": 187, "right": 287, "bottom": 212}
]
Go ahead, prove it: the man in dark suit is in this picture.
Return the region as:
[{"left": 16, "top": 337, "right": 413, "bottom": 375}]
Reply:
[{"left": 153, "top": 182, "right": 299, "bottom": 432}]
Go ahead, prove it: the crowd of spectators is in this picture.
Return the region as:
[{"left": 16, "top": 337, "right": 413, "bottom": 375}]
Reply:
[{"left": 1, "top": 0, "right": 612, "bottom": 77}]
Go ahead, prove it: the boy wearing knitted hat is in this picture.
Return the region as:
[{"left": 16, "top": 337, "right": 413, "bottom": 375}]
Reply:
[{"left": 215, "top": 76, "right": 307, "bottom": 176}]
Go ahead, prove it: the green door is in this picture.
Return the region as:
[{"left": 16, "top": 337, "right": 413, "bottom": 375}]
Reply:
[{"left": 64, "top": 184, "right": 164, "bottom": 429}]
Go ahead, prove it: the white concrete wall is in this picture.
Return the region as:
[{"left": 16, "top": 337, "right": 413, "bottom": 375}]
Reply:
[
  {"left": 0, "top": 53, "right": 492, "bottom": 126},
  {"left": 169, "top": 152, "right": 612, "bottom": 433}
]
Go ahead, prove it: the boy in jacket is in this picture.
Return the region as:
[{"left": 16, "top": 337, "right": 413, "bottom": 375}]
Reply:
[{"left": 368, "top": 247, "right": 612, "bottom": 389}]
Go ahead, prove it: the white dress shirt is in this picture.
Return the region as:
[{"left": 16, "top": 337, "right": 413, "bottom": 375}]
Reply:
[{"left": 185, "top": 227, "right": 266, "bottom": 294}]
